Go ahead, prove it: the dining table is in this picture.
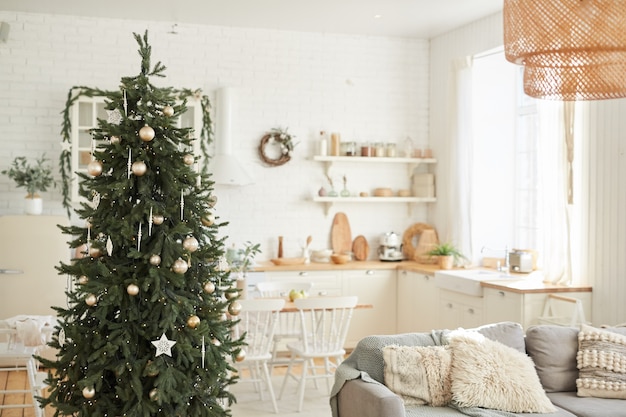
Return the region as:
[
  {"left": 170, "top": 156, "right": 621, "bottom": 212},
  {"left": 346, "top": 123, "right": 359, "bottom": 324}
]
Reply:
[{"left": 279, "top": 298, "right": 373, "bottom": 313}]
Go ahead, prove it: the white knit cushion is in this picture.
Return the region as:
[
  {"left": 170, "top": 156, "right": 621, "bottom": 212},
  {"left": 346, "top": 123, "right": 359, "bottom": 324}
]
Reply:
[
  {"left": 448, "top": 330, "right": 555, "bottom": 413},
  {"left": 382, "top": 345, "right": 452, "bottom": 406},
  {"left": 577, "top": 323, "right": 626, "bottom": 399}
]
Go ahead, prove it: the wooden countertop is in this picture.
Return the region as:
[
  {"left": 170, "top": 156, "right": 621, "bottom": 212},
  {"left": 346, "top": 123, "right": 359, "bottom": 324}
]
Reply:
[
  {"left": 253, "top": 260, "right": 437, "bottom": 273},
  {"left": 252, "top": 260, "right": 591, "bottom": 294}
]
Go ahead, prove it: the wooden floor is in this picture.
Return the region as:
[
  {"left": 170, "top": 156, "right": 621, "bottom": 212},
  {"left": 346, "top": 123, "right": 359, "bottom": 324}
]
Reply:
[
  {"left": 0, "top": 358, "right": 334, "bottom": 417},
  {"left": 0, "top": 368, "right": 45, "bottom": 417}
]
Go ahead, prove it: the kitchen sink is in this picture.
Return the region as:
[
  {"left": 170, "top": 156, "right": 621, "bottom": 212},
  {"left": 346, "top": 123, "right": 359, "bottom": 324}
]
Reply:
[{"left": 434, "top": 269, "right": 516, "bottom": 297}]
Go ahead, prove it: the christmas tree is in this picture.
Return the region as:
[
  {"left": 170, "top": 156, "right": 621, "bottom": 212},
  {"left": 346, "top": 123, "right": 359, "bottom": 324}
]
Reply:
[{"left": 39, "top": 32, "right": 244, "bottom": 417}]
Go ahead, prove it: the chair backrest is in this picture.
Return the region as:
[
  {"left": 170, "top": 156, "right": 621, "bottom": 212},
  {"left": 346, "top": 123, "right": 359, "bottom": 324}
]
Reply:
[
  {"left": 232, "top": 298, "right": 286, "bottom": 360},
  {"left": 294, "top": 296, "right": 358, "bottom": 355},
  {"left": 255, "top": 281, "right": 313, "bottom": 298}
]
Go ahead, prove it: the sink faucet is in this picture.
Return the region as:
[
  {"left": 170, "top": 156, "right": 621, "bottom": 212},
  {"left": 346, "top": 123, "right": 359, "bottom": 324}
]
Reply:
[{"left": 481, "top": 245, "right": 510, "bottom": 274}]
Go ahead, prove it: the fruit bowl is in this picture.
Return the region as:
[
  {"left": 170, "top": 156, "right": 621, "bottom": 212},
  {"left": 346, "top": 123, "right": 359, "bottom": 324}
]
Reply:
[{"left": 330, "top": 253, "right": 351, "bottom": 264}]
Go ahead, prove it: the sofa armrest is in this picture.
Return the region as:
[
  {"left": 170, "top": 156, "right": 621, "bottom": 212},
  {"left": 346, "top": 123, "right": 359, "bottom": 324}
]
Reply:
[{"left": 337, "top": 378, "right": 405, "bottom": 417}]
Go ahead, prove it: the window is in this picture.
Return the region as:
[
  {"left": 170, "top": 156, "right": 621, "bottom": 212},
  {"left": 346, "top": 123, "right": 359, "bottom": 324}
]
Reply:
[{"left": 469, "top": 49, "right": 583, "bottom": 281}]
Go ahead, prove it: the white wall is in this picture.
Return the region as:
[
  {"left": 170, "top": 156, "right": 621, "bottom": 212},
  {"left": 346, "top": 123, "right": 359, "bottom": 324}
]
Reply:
[{"left": 0, "top": 12, "right": 430, "bottom": 260}]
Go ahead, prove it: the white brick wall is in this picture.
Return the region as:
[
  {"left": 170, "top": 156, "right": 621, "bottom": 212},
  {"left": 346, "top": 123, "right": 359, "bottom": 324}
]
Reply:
[{"left": 0, "top": 12, "right": 430, "bottom": 260}]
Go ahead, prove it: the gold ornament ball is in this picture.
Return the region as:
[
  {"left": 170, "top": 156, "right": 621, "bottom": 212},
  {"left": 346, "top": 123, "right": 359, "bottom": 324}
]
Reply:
[
  {"left": 85, "top": 294, "right": 97, "bottom": 306},
  {"left": 172, "top": 258, "right": 188, "bottom": 274},
  {"left": 203, "top": 281, "right": 215, "bottom": 294},
  {"left": 149, "top": 388, "right": 159, "bottom": 401},
  {"left": 228, "top": 300, "right": 242, "bottom": 316},
  {"left": 82, "top": 386, "right": 96, "bottom": 399},
  {"left": 208, "top": 195, "right": 218, "bottom": 208},
  {"left": 183, "top": 154, "right": 195, "bottom": 166},
  {"left": 139, "top": 125, "right": 155, "bottom": 142},
  {"left": 225, "top": 289, "right": 238, "bottom": 300},
  {"left": 201, "top": 214, "right": 215, "bottom": 227},
  {"left": 127, "top": 284, "right": 140, "bottom": 296},
  {"left": 235, "top": 349, "right": 246, "bottom": 362},
  {"left": 182, "top": 236, "right": 199, "bottom": 252},
  {"left": 163, "top": 105, "right": 174, "bottom": 117},
  {"left": 145, "top": 360, "right": 159, "bottom": 377},
  {"left": 87, "top": 160, "right": 103, "bottom": 177},
  {"left": 152, "top": 214, "right": 164, "bottom": 225},
  {"left": 89, "top": 246, "right": 102, "bottom": 258},
  {"left": 131, "top": 161, "right": 147, "bottom": 176},
  {"left": 78, "top": 275, "right": 89, "bottom": 285},
  {"left": 187, "top": 315, "right": 200, "bottom": 329},
  {"left": 149, "top": 254, "right": 162, "bottom": 266},
  {"left": 212, "top": 338, "right": 221, "bottom": 347},
  {"left": 110, "top": 135, "right": 121, "bottom": 144}
]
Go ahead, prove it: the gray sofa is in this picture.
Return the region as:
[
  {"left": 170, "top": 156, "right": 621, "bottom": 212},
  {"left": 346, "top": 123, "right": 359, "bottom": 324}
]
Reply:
[{"left": 331, "top": 322, "right": 626, "bottom": 417}]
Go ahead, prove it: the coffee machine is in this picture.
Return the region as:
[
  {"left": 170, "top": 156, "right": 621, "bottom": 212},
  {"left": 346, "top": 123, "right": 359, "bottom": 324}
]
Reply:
[{"left": 378, "top": 232, "right": 404, "bottom": 262}]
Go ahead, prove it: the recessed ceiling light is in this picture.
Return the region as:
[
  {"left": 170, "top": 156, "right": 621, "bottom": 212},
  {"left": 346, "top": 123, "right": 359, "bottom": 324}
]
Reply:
[{"left": 374, "top": 14, "right": 382, "bottom": 19}]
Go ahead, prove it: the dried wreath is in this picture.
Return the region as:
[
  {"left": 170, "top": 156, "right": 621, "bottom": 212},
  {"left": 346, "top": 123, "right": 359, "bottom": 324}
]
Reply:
[{"left": 258, "top": 127, "right": 297, "bottom": 167}]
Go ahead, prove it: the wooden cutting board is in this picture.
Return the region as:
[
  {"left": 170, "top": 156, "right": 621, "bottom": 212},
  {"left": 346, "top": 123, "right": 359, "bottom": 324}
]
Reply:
[
  {"left": 352, "top": 235, "right": 369, "bottom": 261},
  {"left": 331, "top": 212, "right": 352, "bottom": 254}
]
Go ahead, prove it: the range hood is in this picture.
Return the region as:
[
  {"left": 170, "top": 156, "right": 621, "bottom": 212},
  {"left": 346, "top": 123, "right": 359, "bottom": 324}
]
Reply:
[{"left": 210, "top": 87, "right": 254, "bottom": 186}]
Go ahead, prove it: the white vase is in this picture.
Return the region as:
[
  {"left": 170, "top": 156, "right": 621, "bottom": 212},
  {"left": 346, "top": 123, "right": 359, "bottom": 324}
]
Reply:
[{"left": 24, "top": 195, "right": 43, "bottom": 215}]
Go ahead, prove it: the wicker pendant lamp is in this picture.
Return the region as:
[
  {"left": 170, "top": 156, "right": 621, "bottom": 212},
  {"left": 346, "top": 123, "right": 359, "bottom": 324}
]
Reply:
[{"left": 503, "top": 0, "right": 626, "bottom": 100}]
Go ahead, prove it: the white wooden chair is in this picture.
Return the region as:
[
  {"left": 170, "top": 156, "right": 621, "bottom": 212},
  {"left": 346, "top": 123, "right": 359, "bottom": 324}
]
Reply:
[
  {"left": 0, "top": 326, "right": 48, "bottom": 417},
  {"left": 255, "top": 281, "right": 313, "bottom": 372},
  {"left": 231, "top": 298, "right": 286, "bottom": 414},
  {"left": 278, "top": 296, "right": 357, "bottom": 412}
]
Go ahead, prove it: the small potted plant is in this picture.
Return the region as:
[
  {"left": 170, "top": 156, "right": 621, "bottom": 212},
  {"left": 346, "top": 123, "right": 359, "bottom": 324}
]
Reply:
[
  {"left": 2, "top": 154, "right": 56, "bottom": 215},
  {"left": 428, "top": 242, "right": 467, "bottom": 270}
]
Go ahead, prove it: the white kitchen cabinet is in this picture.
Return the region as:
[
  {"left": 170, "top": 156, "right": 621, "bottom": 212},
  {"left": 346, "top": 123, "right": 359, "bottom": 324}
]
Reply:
[
  {"left": 438, "top": 289, "right": 484, "bottom": 329},
  {"left": 483, "top": 287, "right": 592, "bottom": 329},
  {"left": 342, "top": 268, "right": 397, "bottom": 348},
  {"left": 396, "top": 270, "right": 439, "bottom": 332}
]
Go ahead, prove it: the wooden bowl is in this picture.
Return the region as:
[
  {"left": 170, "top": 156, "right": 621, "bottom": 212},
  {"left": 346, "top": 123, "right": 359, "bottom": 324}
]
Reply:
[
  {"left": 330, "top": 253, "right": 351, "bottom": 264},
  {"left": 373, "top": 187, "right": 393, "bottom": 197}
]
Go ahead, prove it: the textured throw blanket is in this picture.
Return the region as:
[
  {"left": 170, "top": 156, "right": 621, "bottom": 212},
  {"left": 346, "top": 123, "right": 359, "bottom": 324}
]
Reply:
[{"left": 329, "top": 330, "right": 519, "bottom": 417}]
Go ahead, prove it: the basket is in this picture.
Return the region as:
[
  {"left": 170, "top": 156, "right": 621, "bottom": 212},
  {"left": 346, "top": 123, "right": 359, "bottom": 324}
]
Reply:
[{"left": 538, "top": 294, "right": 589, "bottom": 327}]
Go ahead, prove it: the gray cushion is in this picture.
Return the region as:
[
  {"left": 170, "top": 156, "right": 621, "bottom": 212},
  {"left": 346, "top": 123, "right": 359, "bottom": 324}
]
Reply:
[
  {"left": 548, "top": 391, "right": 626, "bottom": 417},
  {"left": 525, "top": 325, "right": 579, "bottom": 392},
  {"left": 526, "top": 324, "right": 626, "bottom": 393},
  {"left": 473, "top": 321, "right": 526, "bottom": 353}
]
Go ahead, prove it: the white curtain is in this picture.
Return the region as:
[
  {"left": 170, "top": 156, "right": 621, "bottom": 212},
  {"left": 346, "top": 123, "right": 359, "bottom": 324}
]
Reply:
[
  {"left": 446, "top": 57, "right": 474, "bottom": 264},
  {"left": 536, "top": 100, "right": 573, "bottom": 284}
]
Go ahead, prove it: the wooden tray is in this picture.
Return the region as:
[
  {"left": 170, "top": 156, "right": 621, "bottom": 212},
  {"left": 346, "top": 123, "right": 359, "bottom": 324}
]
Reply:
[{"left": 270, "top": 257, "right": 305, "bottom": 266}]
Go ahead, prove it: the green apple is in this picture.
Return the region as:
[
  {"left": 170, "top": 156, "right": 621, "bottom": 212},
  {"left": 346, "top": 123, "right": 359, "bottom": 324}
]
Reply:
[{"left": 289, "top": 289, "right": 306, "bottom": 302}]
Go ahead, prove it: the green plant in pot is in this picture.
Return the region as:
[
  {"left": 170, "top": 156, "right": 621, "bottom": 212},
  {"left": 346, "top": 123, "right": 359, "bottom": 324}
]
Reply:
[
  {"left": 2, "top": 154, "right": 56, "bottom": 215},
  {"left": 428, "top": 242, "right": 467, "bottom": 270}
]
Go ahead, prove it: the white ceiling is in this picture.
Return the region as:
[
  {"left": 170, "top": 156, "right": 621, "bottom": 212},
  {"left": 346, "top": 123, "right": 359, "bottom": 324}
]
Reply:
[{"left": 1, "top": 0, "right": 503, "bottom": 38}]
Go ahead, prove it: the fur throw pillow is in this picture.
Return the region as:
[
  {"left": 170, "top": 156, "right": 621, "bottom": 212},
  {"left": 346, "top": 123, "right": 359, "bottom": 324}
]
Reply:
[{"left": 448, "top": 330, "right": 555, "bottom": 413}]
